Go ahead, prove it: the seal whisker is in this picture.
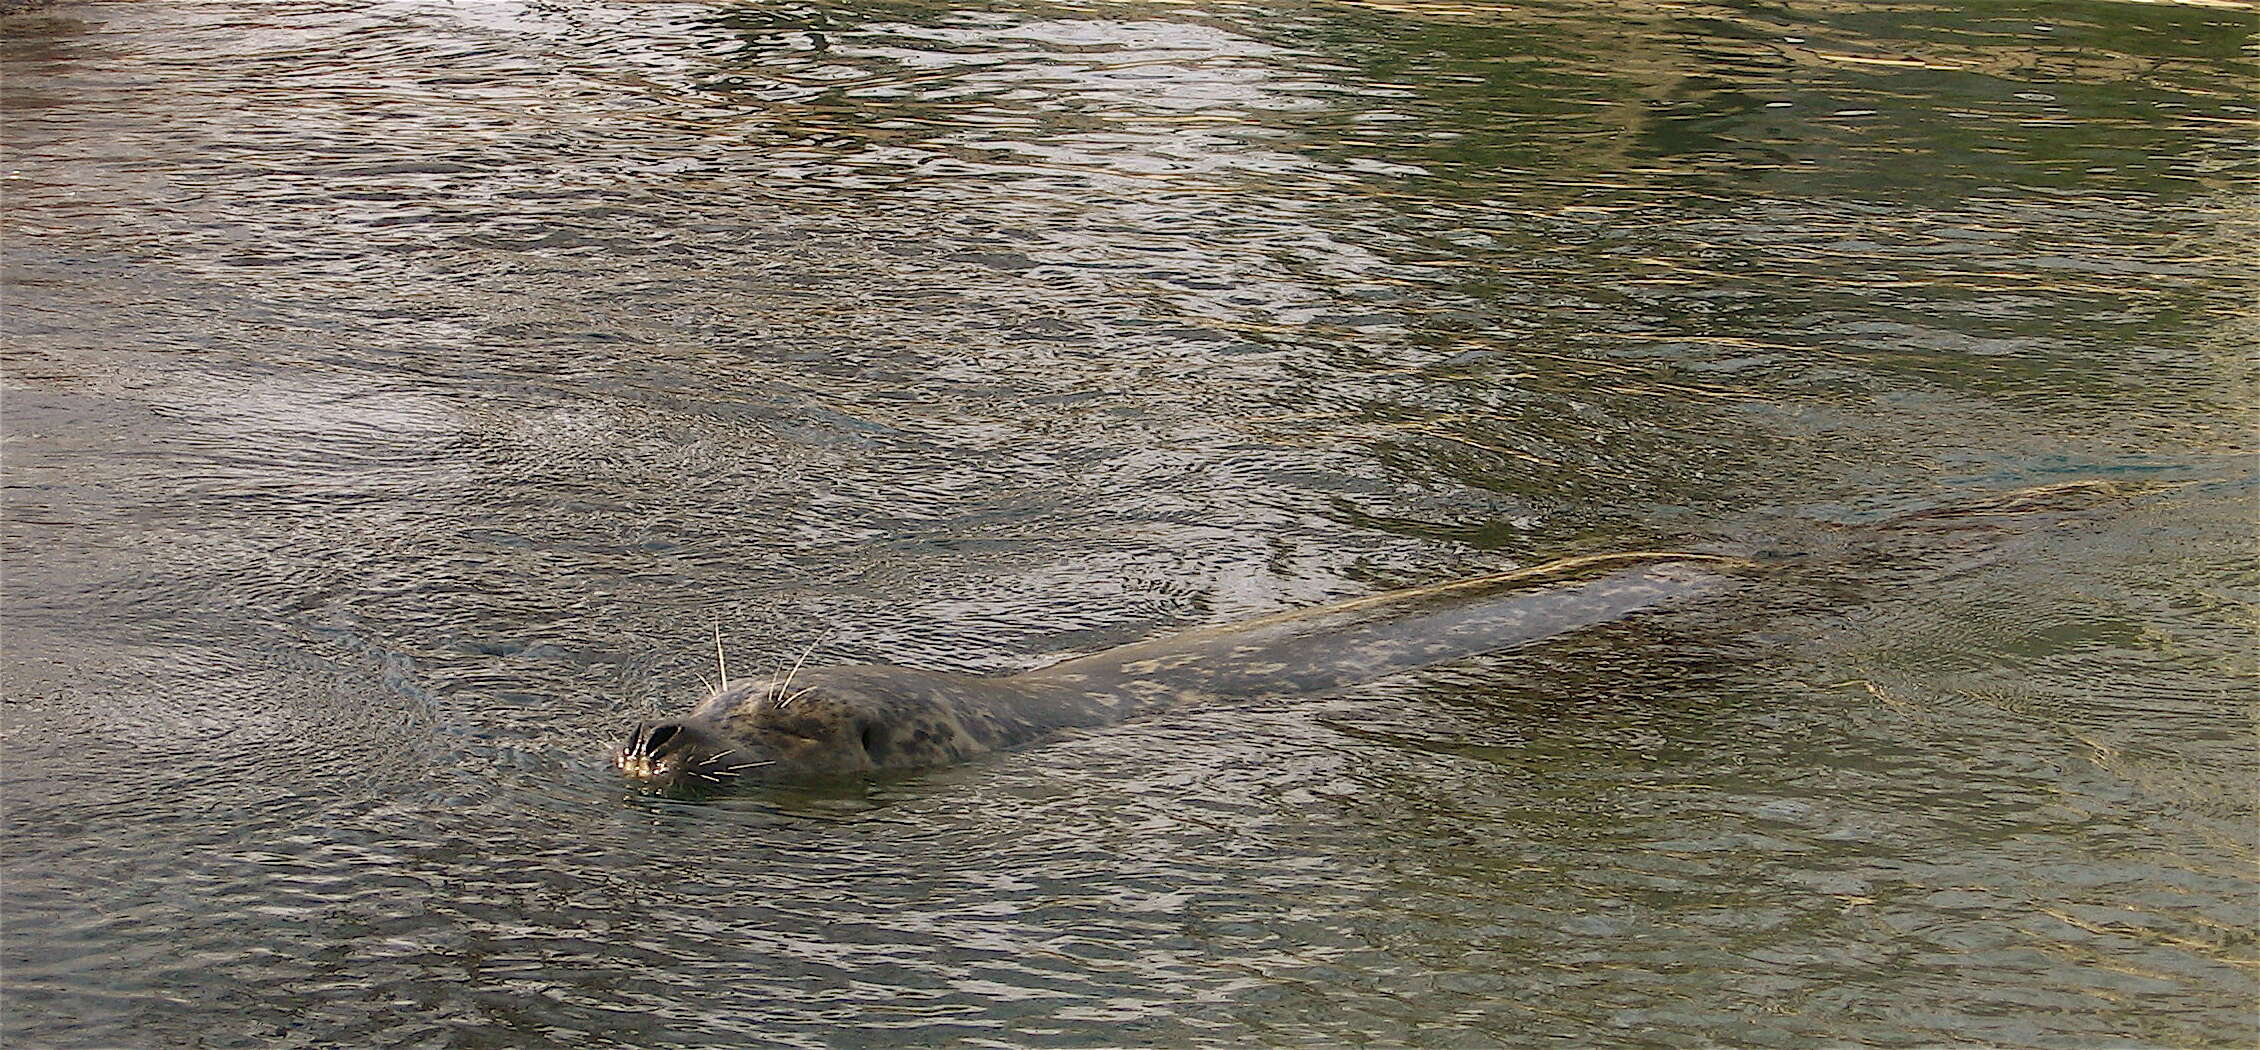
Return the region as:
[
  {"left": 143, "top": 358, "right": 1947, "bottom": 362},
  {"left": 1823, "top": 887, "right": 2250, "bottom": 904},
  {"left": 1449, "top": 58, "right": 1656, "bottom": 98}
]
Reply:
[
  {"left": 775, "top": 633, "right": 831, "bottom": 707},
  {"left": 778, "top": 685, "right": 820, "bottom": 708},
  {"left": 766, "top": 650, "right": 793, "bottom": 704},
  {"left": 713, "top": 619, "right": 730, "bottom": 691}
]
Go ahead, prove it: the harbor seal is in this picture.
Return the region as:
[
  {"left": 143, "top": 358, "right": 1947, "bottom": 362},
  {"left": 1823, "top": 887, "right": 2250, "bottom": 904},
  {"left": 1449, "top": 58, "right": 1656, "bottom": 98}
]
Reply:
[
  {"left": 612, "top": 479, "right": 2154, "bottom": 791},
  {"left": 613, "top": 551, "right": 1752, "bottom": 791}
]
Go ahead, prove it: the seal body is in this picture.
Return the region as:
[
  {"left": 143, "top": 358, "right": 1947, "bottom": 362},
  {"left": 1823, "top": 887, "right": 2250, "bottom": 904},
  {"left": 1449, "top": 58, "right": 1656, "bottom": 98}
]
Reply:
[{"left": 615, "top": 553, "right": 1744, "bottom": 791}]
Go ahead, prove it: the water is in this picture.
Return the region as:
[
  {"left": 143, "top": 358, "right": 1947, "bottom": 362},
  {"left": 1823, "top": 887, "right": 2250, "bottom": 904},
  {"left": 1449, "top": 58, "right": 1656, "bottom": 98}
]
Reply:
[{"left": 3, "top": 0, "right": 2253, "bottom": 1046}]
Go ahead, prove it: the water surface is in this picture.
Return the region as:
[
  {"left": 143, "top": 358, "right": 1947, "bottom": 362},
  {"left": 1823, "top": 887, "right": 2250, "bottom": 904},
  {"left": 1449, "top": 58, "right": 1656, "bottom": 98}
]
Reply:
[{"left": 4, "top": 0, "right": 2255, "bottom": 1047}]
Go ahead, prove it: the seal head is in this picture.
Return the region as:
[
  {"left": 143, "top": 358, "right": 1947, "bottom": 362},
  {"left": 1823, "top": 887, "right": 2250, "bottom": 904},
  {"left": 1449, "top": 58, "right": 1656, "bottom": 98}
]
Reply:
[
  {"left": 612, "top": 674, "right": 880, "bottom": 791},
  {"left": 615, "top": 664, "right": 1121, "bottom": 792}
]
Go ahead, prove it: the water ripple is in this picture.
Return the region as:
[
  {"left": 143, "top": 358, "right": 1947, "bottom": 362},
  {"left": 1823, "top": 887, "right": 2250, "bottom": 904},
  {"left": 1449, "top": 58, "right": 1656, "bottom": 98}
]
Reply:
[{"left": 5, "top": 0, "right": 2253, "bottom": 1047}]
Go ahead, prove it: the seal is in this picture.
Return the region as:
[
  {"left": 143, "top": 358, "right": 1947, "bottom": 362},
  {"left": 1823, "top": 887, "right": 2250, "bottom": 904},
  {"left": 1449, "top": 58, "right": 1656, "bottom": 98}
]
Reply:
[
  {"left": 613, "top": 551, "right": 1750, "bottom": 791},
  {"left": 612, "top": 479, "right": 2156, "bottom": 791}
]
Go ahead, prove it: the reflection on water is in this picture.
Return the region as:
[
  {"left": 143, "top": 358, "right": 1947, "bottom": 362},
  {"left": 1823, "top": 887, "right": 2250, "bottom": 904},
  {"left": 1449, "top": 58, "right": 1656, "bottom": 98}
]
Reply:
[{"left": 4, "top": 0, "right": 2254, "bottom": 1047}]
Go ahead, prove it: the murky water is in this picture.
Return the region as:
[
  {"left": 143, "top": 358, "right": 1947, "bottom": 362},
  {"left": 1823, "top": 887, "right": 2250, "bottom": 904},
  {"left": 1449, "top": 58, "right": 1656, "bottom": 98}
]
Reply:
[{"left": 4, "top": 0, "right": 2254, "bottom": 1046}]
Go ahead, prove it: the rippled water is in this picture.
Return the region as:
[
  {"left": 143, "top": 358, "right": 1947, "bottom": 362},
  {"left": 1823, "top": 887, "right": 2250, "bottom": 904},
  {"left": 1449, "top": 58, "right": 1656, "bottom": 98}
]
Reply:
[{"left": 4, "top": 0, "right": 2255, "bottom": 1046}]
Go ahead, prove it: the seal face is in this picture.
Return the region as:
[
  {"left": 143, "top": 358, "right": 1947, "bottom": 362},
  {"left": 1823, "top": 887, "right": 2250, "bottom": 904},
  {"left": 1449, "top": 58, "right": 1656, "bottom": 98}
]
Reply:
[
  {"left": 613, "top": 674, "right": 877, "bottom": 791},
  {"left": 612, "top": 665, "right": 1116, "bottom": 792}
]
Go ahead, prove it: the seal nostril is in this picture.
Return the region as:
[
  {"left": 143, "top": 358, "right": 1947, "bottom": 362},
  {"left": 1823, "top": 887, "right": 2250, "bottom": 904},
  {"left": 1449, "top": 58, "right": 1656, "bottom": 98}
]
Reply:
[{"left": 645, "top": 723, "right": 682, "bottom": 753}]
